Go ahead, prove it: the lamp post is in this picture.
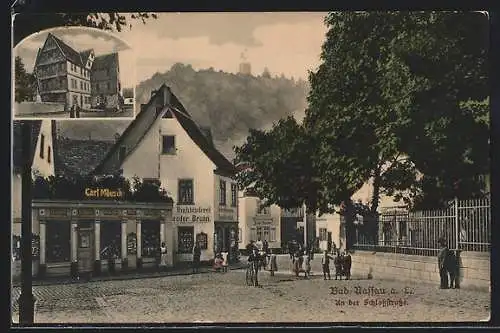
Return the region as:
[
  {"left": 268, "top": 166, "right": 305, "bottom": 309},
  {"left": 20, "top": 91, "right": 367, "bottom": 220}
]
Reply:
[{"left": 18, "top": 121, "right": 35, "bottom": 324}]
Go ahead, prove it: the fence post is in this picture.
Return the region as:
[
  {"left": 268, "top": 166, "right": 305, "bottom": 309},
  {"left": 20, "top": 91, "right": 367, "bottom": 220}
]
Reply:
[{"left": 454, "top": 197, "right": 459, "bottom": 250}]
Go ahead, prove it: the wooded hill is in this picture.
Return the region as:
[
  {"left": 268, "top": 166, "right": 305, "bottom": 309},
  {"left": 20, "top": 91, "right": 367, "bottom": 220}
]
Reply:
[{"left": 135, "top": 63, "right": 309, "bottom": 159}]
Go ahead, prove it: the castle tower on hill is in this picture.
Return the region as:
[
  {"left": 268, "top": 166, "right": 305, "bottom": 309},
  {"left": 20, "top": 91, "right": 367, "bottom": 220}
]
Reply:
[{"left": 238, "top": 50, "right": 251, "bottom": 75}]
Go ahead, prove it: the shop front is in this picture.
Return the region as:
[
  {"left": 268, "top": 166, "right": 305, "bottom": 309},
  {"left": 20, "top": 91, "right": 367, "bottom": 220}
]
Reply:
[
  {"left": 32, "top": 199, "right": 173, "bottom": 279},
  {"left": 173, "top": 205, "right": 213, "bottom": 264}
]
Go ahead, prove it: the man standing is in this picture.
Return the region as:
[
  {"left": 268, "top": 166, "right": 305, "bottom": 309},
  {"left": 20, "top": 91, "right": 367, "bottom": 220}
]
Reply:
[
  {"left": 192, "top": 242, "right": 201, "bottom": 273},
  {"left": 438, "top": 238, "right": 449, "bottom": 289},
  {"left": 321, "top": 250, "right": 334, "bottom": 280}
]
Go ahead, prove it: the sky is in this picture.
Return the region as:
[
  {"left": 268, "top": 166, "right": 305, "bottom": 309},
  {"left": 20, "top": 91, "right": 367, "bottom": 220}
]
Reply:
[
  {"left": 113, "top": 12, "right": 329, "bottom": 84},
  {"left": 14, "top": 27, "right": 137, "bottom": 89}
]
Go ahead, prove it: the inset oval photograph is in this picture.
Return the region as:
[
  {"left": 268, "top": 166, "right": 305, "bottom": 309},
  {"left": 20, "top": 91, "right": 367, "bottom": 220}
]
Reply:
[{"left": 13, "top": 26, "right": 136, "bottom": 119}]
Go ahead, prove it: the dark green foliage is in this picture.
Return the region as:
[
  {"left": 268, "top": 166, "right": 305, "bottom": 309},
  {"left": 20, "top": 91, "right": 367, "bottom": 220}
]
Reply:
[
  {"left": 15, "top": 56, "right": 36, "bottom": 103},
  {"left": 235, "top": 11, "right": 489, "bottom": 223}
]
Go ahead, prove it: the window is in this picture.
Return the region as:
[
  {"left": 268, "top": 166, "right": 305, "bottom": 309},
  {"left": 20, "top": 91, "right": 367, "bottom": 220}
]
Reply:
[
  {"left": 178, "top": 179, "right": 194, "bottom": 204},
  {"left": 231, "top": 184, "right": 237, "bottom": 207},
  {"left": 319, "top": 228, "right": 328, "bottom": 241},
  {"left": 100, "top": 221, "right": 121, "bottom": 260},
  {"left": 141, "top": 220, "right": 160, "bottom": 258},
  {"left": 80, "top": 81, "right": 83, "bottom": 90},
  {"left": 80, "top": 67, "right": 83, "bottom": 75},
  {"left": 162, "top": 135, "right": 176, "bottom": 154},
  {"left": 47, "top": 146, "right": 51, "bottom": 163},
  {"left": 107, "top": 82, "right": 110, "bottom": 90},
  {"left": 178, "top": 226, "right": 194, "bottom": 254},
  {"left": 118, "top": 146, "right": 126, "bottom": 162},
  {"left": 46, "top": 221, "right": 71, "bottom": 263},
  {"left": 219, "top": 180, "right": 226, "bottom": 206},
  {"left": 250, "top": 227, "right": 256, "bottom": 241},
  {"left": 270, "top": 227, "right": 277, "bottom": 242},
  {"left": 39, "top": 134, "right": 45, "bottom": 159}
]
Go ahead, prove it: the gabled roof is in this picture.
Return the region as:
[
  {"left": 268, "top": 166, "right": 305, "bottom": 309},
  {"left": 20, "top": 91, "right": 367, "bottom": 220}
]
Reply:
[
  {"left": 47, "top": 33, "right": 85, "bottom": 66},
  {"left": 92, "top": 84, "right": 236, "bottom": 177},
  {"left": 170, "top": 107, "right": 236, "bottom": 176},
  {"left": 92, "top": 84, "right": 169, "bottom": 175},
  {"left": 54, "top": 137, "right": 115, "bottom": 178},
  {"left": 12, "top": 120, "right": 43, "bottom": 173},
  {"left": 79, "top": 49, "right": 94, "bottom": 64}
]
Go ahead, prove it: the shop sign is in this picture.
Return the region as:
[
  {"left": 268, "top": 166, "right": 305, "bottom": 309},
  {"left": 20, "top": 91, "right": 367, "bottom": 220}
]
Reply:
[
  {"left": 218, "top": 207, "right": 236, "bottom": 221},
  {"left": 84, "top": 188, "right": 124, "bottom": 199},
  {"left": 253, "top": 217, "right": 274, "bottom": 225},
  {"left": 173, "top": 205, "right": 211, "bottom": 224}
]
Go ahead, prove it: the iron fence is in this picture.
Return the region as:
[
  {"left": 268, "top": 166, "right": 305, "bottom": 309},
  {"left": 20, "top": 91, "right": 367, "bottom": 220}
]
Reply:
[{"left": 354, "top": 197, "right": 490, "bottom": 256}]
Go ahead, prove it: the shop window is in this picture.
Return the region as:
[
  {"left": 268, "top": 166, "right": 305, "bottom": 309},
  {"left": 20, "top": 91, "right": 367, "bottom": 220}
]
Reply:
[
  {"left": 178, "top": 179, "right": 194, "bottom": 204},
  {"left": 196, "top": 232, "right": 208, "bottom": 250},
  {"left": 46, "top": 221, "right": 71, "bottom": 263},
  {"left": 319, "top": 228, "right": 328, "bottom": 241},
  {"left": 100, "top": 221, "right": 121, "bottom": 260},
  {"left": 219, "top": 180, "right": 226, "bottom": 206},
  {"left": 142, "top": 220, "right": 160, "bottom": 258},
  {"left": 231, "top": 183, "right": 237, "bottom": 207},
  {"left": 178, "top": 226, "right": 194, "bottom": 254},
  {"left": 249, "top": 227, "right": 256, "bottom": 242},
  {"left": 162, "top": 135, "right": 176, "bottom": 154}
]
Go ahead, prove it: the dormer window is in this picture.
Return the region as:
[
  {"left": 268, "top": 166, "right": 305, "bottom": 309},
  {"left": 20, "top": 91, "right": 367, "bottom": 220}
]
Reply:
[{"left": 162, "top": 135, "right": 176, "bottom": 154}]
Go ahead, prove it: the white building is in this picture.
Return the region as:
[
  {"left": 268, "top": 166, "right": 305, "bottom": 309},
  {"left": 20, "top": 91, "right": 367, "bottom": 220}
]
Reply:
[
  {"left": 94, "top": 84, "right": 239, "bottom": 263},
  {"left": 238, "top": 191, "right": 281, "bottom": 250}
]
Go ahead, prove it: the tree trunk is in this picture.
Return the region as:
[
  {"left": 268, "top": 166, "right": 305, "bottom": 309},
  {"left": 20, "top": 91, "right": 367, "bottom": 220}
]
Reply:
[{"left": 369, "top": 170, "right": 382, "bottom": 245}]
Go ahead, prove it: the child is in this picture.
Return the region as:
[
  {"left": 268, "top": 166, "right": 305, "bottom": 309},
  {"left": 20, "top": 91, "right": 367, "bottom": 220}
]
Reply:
[
  {"left": 214, "top": 253, "right": 223, "bottom": 272},
  {"left": 221, "top": 250, "right": 229, "bottom": 273},
  {"left": 269, "top": 249, "right": 278, "bottom": 276}
]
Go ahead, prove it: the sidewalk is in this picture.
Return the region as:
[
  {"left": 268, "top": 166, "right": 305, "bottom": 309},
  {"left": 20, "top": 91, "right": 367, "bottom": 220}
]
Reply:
[{"left": 12, "top": 261, "right": 248, "bottom": 287}]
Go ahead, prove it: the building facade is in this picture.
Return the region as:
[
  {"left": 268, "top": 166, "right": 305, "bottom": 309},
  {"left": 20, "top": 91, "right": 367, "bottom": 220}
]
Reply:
[
  {"left": 33, "top": 33, "right": 121, "bottom": 110},
  {"left": 94, "top": 85, "right": 239, "bottom": 264},
  {"left": 238, "top": 192, "right": 281, "bottom": 251}
]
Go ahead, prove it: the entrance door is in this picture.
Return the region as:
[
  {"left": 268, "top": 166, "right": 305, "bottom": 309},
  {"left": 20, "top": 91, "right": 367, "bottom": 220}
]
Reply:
[{"left": 77, "top": 227, "right": 94, "bottom": 273}]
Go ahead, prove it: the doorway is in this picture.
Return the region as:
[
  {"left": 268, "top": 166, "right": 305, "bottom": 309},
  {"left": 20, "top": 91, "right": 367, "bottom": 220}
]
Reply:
[{"left": 77, "top": 222, "right": 94, "bottom": 274}]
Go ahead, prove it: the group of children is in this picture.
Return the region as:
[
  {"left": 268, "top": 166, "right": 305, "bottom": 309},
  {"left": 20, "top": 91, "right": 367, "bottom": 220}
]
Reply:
[
  {"left": 213, "top": 251, "right": 229, "bottom": 272},
  {"left": 321, "top": 250, "right": 352, "bottom": 280}
]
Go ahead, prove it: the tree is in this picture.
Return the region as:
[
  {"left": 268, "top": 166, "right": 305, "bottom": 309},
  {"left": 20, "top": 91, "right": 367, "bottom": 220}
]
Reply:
[
  {"left": 13, "top": 12, "right": 158, "bottom": 46},
  {"left": 262, "top": 67, "right": 271, "bottom": 79},
  {"left": 234, "top": 12, "right": 489, "bottom": 249},
  {"left": 15, "top": 56, "right": 36, "bottom": 103},
  {"left": 234, "top": 116, "right": 320, "bottom": 212},
  {"left": 304, "top": 11, "right": 489, "bottom": 212}
]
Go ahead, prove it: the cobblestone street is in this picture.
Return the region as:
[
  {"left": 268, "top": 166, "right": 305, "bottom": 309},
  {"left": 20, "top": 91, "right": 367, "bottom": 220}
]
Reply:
[{"left": 11, "top": 268, "right": 490, "bottom": 324}]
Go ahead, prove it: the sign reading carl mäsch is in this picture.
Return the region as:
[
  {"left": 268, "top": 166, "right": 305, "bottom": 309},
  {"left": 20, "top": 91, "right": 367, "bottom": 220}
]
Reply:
[{"left": 85, "top": 188, "right": 124, "bottom": 199}]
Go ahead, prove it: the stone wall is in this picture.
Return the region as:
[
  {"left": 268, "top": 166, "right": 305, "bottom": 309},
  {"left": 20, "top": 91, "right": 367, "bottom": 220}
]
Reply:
[{"left": 350, "top": 250, "right": 490, "bottom": 292}]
